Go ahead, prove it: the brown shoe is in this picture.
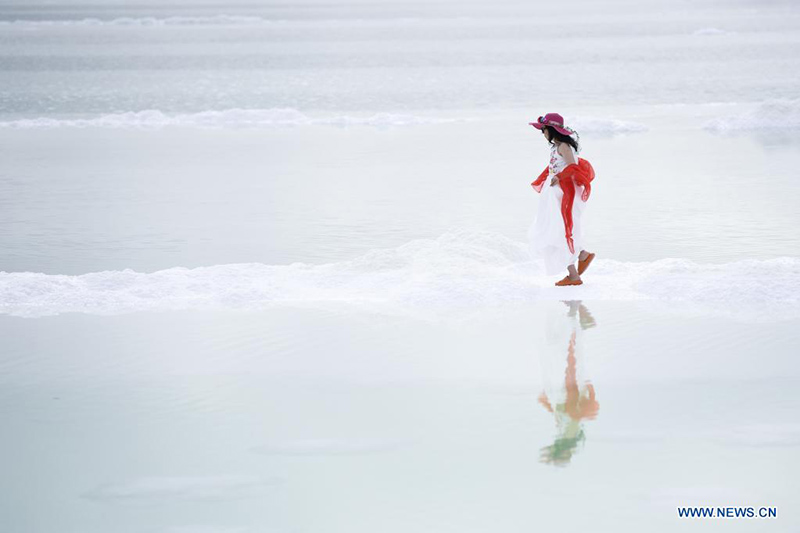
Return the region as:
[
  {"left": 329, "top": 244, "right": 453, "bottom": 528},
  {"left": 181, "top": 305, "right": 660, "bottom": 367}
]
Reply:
[
  {"left": 577, "top": 252, "right": 595, "bottom": 275},
  {"left": 555, "top": 275, "right": 583, "bottom": 286}
]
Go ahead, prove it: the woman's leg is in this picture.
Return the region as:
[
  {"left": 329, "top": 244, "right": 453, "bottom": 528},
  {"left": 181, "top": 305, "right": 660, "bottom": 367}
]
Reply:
[
  {"left": 567, "top": 264, "right": 580, "bottom": 280},
  {"left": 578, "top": 249, "right": 589, "bottom": 261}
]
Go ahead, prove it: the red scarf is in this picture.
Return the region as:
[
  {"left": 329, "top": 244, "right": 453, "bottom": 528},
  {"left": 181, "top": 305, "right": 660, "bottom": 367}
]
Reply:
[{"left": 531, "top": 158, "right": 596, "bottom": 255}]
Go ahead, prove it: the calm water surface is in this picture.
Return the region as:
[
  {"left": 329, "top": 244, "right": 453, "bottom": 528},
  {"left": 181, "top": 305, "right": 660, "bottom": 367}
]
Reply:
[{"left": 1, "top": 301, "right": 798, "bottom": 532}]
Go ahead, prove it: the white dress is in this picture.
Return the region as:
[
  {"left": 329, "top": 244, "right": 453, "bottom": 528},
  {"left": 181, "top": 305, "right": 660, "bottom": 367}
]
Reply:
[{"left": 528, "top": 142, "right": 588, "bottom": 275}]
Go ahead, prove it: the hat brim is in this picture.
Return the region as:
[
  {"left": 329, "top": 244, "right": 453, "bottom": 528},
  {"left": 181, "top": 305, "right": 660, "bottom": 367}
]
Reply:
[{"left": 529, "top": 122, "right": 572, "bottom": 136}]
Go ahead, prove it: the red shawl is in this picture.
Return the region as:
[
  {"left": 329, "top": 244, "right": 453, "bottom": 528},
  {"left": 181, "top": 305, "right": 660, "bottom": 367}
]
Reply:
[{"left": 530, "top": 158, "right": 595, "bottom": 255}]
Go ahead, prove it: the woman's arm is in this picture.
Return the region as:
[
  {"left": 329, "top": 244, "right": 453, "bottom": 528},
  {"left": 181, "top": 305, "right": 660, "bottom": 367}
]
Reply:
[
  {"left": 550, "top": 143, "right": 577, "bottom": 186},
  {"left": 558, "top": 142, "right": 577, "bottom": 165},
  {"left": 551, "top": 142, "right": 578, "bottom": 186},
  {"left": 531, "top": 166, "right": 549, "bottom": 192}
]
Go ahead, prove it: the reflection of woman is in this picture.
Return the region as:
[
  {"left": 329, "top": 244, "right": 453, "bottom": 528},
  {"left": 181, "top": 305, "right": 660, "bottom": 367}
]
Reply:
[{"left": 538, "top": 301, "right": 599, "bottom": 465}]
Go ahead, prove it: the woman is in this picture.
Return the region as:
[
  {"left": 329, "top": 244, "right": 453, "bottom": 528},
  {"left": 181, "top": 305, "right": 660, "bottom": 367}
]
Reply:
[{"left": 527, "top": 113, "right": 596, "bottom": 286}]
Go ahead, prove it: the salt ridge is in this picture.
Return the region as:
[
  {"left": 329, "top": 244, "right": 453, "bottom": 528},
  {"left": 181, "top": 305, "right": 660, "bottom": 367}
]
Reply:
[
  {"left": 0, "top": 110, "right": 645, "bottom": 132},
  {"left": 0, "top": 16, "right": 504, "bottom": 28},
  {"left": 704, "top": 98, "right": 800, "bottom": 132},
  {"left": 1, "top": 231, "right": 797, "bottom": 320},
  {"left": 0, "top": 108, "right": 467, "bottom": 129},
  {"left": 0, "top": 16, "right": 290, "bottom": 26}
]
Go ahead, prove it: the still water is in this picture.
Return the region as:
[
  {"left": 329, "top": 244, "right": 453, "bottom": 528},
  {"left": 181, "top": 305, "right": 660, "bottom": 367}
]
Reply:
[{"left": 1, "top": 300, "right": 798, "bottom": 532}]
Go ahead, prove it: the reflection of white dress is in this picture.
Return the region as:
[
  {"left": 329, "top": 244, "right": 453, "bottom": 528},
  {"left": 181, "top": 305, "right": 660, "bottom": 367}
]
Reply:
[
  {"left": 528, "top": 143, "right": 588, "bottom": 275},
  {"left": 538, "top": 301, "right": 587, "bottom": 406}
]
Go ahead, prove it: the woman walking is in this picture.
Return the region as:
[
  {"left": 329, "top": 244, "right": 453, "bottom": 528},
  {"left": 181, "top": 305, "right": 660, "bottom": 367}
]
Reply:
[{"left": 527, "top": 113, "right": 596, "bottom": 286}]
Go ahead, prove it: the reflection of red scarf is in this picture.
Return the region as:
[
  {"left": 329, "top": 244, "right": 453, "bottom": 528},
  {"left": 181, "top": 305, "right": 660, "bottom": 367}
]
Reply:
[{"left": 531, "top": 158, "right": 595, "bottom": 254}]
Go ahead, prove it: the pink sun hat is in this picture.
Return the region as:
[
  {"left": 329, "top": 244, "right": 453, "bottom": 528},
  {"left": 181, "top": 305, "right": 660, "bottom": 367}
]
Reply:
[{"left": 529, "top": 112, "right": 573, "bottom": 136}]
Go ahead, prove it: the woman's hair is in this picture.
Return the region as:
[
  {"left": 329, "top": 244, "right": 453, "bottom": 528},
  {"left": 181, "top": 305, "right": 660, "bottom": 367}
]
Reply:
[{"left": 544, "top": 126, "right": 580, "bottom": 153}]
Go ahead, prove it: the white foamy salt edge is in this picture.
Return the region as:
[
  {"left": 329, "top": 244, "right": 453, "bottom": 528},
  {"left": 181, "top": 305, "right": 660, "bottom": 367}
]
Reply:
[
  {"left": 704, "top": 98, "right": 800, "bottom": 132},
  {"left": 2, "top": 231, "right": 798, "bottom": 321},
  {"left": 83, "top": 475, "right": 279, "bottom": 503},
  {"left": 0, "top": 16, "right": 512, "bottom": 28},
  {"left": 0, "top": 108, "right": 468, "bottom": 129},
  {"left": 0, "top": 16, "right": 293, "bottom": 27},
  {"left": 570, "top": 117, "right": 648, "bottom": 135}
]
